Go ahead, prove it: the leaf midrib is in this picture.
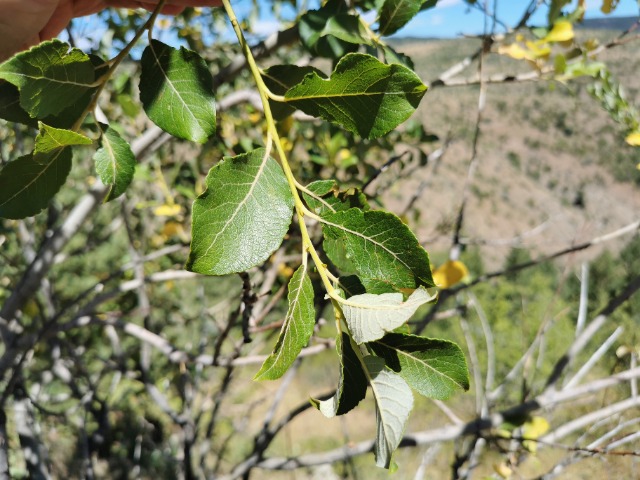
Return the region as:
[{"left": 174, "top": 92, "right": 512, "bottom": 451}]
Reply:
[
  {"left": 380, "top": 0, "right": 412, "bottom": 36},
  {"left": 319, "top": 215, "right": 415, "bottom": 278},
  {"left": 0, "top": 150, "right": 65, "bottom": 208},
  {"left": 377, "top": 340, "right": 467, "bottom": 389},
  {"left": 260, "top": 266, "right": 309, "bottom": 376},
  {"left": 201, "top": 150, "right": 270, "bottom": 259},
  {"left": 148, "top": 42, "right": 204, "bottom": 138}
]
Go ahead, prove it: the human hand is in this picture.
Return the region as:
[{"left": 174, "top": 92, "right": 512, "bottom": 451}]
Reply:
[{"left": 0, "top": 0, "right": 222, "bottom": 61}]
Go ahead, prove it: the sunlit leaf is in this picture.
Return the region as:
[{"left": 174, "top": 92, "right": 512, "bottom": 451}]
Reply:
[
  {"left": 364, "top": 356, "right": 413, "bottom": 469},
  {"left": 255, "top": 264, "right": 316, "bottom": 380},
  {"left": 34, "top": 122, "right": 91, "bottom": 157},
  {"left": 370, "top": 333, "right": 469, "bottom": 399},
  {"left": 285, "top": 53, "right": 427, "bottom": 139},
  {"left": 0, "top": 40, "right": 95, "bottom": 118},
  {"left": 340, "top": 287, "right": 436, "bottom": 344},
  {"left": 311, "top": 333, "right": 368, "bottom": 416},
  {"left": 140, "top": 40, "right": 216, "bottom": 143},
  {"left": 187, "top": 148, "right": 294, "bottom": 275},
  {"left": 321, "top": 208, "right": 434, "bottom": 290},
  {"left": 93, "top": 124, "right": 136, "bottom": 201}
]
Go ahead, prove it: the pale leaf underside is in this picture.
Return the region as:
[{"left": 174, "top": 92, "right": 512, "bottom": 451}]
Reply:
[{"left": 341, "top": 287, "right": 435, "bottom": 344}]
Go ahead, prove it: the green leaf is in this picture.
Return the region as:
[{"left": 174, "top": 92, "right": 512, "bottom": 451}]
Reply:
[
  {"left": 262, "top": 65, "right": 326, "bottom": 121},
  {"left": 255, "top": 264, "right": 316, "bottom": 380},
  {"left": 364, "top": 356, "right": 413, "bottom": 469},
  {"left": 42, "top": 54, "right": 109, "bottom": 129},
  {"left": 420, "top": 0, "right": 439, "bottom": 11},
  {"left": 311, "top": 333, "right": 368, "bottom": 416},
  {"left": 548, "top": 0, "right": 571, "bottom": 24},
  {"left": 299, "top": 0, "right": 360, "bottom": 58},
  {"left": 324, "top": 235, "right": 357, "bottom": 273},
  {"left": 0, "top": 80, "right": 36, "bottom": 126},
  {"left": 0, "top": 40, "right": 95, "bottom": 118},
  {"left": 93, "top": 124, "right": 136, "bottom": 201},
  {"left": 303, "top": 180, "right": 370, "bottom": 216},
  {"left": 140, "top": 40, "right": 216, "bottom": 143},
  {"left": 0, "top": 150, "right": 72, "bottom": 219},
  {"left": 285, "top": 53, "right": 427, "bottom": 139},
  {"left": 379, "top": 0, "right": 422, "bottom": 36},
  {"left": 341, "top": 287, "right": 436, "bottom": 344},
  {"left": 34, "top": 122, "right": 91, "bottom": 157},
  {"left": 321, "top": 14, "right": 372, "bottom": 45},
  {"left": 381, "top": 45, "right": 415, "bottom": 70},
  {"left": 187, "top": 148, "right": 294, "bottom": 275},
  {"left": 370, "top": 333, "right": 469, "bottom": 399},
  {"left": 321, "top": 208, "right": 434, "bottom": 290}
]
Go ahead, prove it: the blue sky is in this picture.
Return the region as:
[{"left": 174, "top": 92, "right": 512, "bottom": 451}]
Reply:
[
  {"left": 397, "top": 0, "right": 640, "bottom": 37},
  {"left": 232, "top": 0, "right": 640, "bottom": 40},
  {"left": 64, "top": 0, "right": 640, "bottom": 50}
]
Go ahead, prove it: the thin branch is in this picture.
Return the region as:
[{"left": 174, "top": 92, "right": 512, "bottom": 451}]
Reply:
[
  {"left": 545, "top": 275, "right": 640, "bottom": 390},
  {"left": 248, "top": 367, "right": 640, "bottom": 471},
  {"left": 542, "top": 396, "right": 640, "bottom": 444},
  {"left": 563, "top": 326, "right": 624, "bottom": 389},
  {"left": 213, "top": 25, "right": 300, "bottom": 88},
  {"left": 576, "top": 262, "right": 589, "bottom": 336}
]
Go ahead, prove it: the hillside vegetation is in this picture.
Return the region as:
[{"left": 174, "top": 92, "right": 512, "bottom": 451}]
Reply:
[{"left": 381, "top": 29, "right": 640, "bottom": 269}]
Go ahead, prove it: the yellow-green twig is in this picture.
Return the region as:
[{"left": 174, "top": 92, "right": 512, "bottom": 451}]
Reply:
[{"left": 221, "top": 0, "right": 337, "bottom": 296}]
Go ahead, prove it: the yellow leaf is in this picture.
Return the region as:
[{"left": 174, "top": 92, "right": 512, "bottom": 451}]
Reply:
[
  {"left": 525, "top": 41, "right": 551, "bottom": 59},
  {"left": 162, "top": 220, "right": 186, "bottom": 239},
  {"left": 154, "top": 204, "right": 182, "bottom": 217},
  {"left": 277, "top": 263, "right": 294, "bottom": 278},
  {"left": 522, "top": 416, "right": 550, "bottom": 452},
  {"left": 601, "top": 0, "right": 620, "bottom": 14},
  {"left": 498, "top": 43, "right": 528, "bottom": 60},
  {"left": 493, "top": 462, "right": 513, "bottom": 479},
  {"left": 432, "top": 260, "right": 469, "bottom": 289},
  {"left": 544, "top": 20, "right": 574, "bottom": 42},
  {"left": 625, "top": 131, "right": 640, "bottom": 146},
  {"left": 248, "top": 112, "right": 262, "bottom": 123},
  {"left": 280, "top": 137, "right": 293, "bottom": 153},
  {"left": 24, "top": 299, "right": 40, "bottom": 318}
]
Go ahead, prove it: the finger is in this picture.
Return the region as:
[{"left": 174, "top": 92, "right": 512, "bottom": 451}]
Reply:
[
  {"left": 0, "top": 0, "right": 60, "bottom": 58},
  {"left": 104, "top": 0, "right": 221, "bottom": 9},
  {"left": 41, "top": 0, "right": 107, "bottom": 40}
]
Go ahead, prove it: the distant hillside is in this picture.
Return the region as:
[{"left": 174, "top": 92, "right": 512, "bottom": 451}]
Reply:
[
  {"left": 578, "top": 15, "right": 638, "bottom": 31},
  {"left": 375, "top": 32, "right": 640, "bottom": 269}
]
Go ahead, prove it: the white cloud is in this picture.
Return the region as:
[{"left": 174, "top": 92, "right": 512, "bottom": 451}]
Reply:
[
  {"left": 249, "top": 19, "right": 281, "bottom": 38},
  {"left": 436, "top": 0, "right": 463, "bottom": 8},
  {"left": 430, "top": 13, "right": 445, "bottom": 26}
]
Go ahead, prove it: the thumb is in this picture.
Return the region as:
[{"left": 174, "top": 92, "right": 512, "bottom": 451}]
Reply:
[{"left": 0, "top": 0, "right": 60, "bottom": 60}]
